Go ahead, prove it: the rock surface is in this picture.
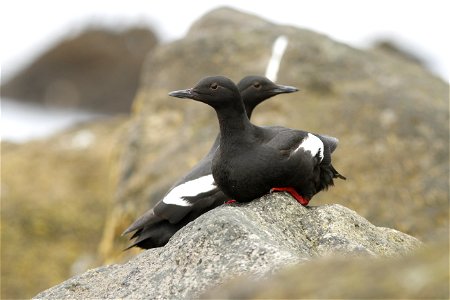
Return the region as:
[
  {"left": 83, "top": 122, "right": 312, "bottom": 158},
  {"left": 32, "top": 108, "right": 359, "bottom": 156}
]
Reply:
[
  {"left": 35, "top": 193, "right": 421, "bottom": 299},
  {"left": 2, "top": 27, "right": 158, "bottom": 113},
  {"left": 205, "top": 233, "right": 449, "bottom": 299},
  {"left": 100, "top": 7, "right": 449, "bottom": 261}
]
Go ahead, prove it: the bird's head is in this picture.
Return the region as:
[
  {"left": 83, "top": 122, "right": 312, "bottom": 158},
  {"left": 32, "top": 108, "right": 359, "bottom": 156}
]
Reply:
[{"left": 169, "top": 75, "right": 241, "bottom": 110}]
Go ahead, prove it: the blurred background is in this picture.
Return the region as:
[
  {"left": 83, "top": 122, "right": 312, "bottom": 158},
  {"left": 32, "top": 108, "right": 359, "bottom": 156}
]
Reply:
[
  {"left": 1, "top": 1, "right": 449, "bottom": 299},
  {"left": 1, "top": 0, "right": 449, "bottom": 142}
]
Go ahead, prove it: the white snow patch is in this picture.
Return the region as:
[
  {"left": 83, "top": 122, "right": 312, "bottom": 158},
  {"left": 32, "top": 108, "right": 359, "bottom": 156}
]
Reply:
[{"left": 265, "top": 35, "right": 289, "bottom": 82}]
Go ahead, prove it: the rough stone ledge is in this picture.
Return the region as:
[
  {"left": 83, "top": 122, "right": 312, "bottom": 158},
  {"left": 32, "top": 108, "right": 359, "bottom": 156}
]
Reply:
[{"left": 34, "top": 193, "right": 421, "bottom": 299}]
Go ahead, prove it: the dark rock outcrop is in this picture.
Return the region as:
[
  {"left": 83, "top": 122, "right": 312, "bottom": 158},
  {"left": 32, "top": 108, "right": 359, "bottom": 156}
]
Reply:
[
  {"left": 35, "top": 194, "right": 421, "bottom": 299},
  {"left": 99, "top": 7, "right": 448, "bottom": 261},
  {"left": 2, "top": 27, "right": 158, "bottom": 113}
]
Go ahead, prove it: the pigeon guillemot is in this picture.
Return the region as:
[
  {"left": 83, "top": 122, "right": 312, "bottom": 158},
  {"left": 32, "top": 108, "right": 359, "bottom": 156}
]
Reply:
[
  {"left": 169, "top": 75, "right": 345, "bottom": 205},
  {"left": 122, "top": 76, "right": 298, "bottom": 249}
]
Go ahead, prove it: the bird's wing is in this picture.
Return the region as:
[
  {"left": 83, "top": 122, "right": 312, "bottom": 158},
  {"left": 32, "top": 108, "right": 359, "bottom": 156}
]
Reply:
[
  {"left": 122, "top": 208, "right": 162, "bottom": 236},
  {"left": 314, "top": 134, "right": 339, "bottom": 165},
  {"left": 126, "top": 174, "right": 219, "bottom": 232},
  {"left": 124, "top": 221, "right": 180, "bottom": 250},
  {"left": 263, "top": 127, "right": 325, "bottom": 163},
  {"left": 262, "top": 127, "right": 307, "bottom": 154},
  {"left": 317, "top": 134, "right": 339, "bottom": 153}
]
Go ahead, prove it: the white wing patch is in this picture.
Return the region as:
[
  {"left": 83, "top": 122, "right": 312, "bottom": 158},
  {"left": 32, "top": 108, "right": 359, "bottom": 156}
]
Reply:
[
  {"left": 162, "top": 174, "right": 216, "bottom": 207},
  {"left": 294, "top": 133, "right": 324, "bottom": 162}
]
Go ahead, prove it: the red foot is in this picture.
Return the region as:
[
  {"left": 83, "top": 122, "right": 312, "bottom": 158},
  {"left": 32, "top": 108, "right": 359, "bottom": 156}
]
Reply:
[
  {"left": 270, "top": 187, "right": 310, "bottom": 206},
  {"left": 225, "top": 199, "right": 236, "bottom": 204}
]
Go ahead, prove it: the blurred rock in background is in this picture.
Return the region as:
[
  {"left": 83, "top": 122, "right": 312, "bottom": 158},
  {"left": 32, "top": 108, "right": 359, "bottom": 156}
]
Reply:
[
  {"left": 100, "top": 7, "right": 449, "bottom": 261},
  {"left": 2, "top": 6, "right": 449, "bottom": 300},
  {"left": 1, "top": 27, "right": 158, "bottom": 113},
  {"left": 1, "top": 116, "right": 127, "bottom": 299},
  {"left": 2, "top": 25, "right": 158, "bottom": 299},
  {"left": 370, "top": 39, "right": 426, "bottom": 66}
]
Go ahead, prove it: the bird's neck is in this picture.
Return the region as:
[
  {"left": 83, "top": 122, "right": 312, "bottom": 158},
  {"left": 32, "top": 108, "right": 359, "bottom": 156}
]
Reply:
[
  {"left": 244, "top": 102, "right": 255, "bottom": 119},
  {"left": 215, "top": 102, "right": 254, "bottom": 142}
]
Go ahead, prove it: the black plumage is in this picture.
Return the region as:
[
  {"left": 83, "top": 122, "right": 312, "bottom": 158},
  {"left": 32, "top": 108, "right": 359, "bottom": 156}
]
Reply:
[
  {"left": 123, "top": 76, "right": 298, "bottom": 249},
  {"left": 169, "top": 75, "right": 345, "bottom": 204}
]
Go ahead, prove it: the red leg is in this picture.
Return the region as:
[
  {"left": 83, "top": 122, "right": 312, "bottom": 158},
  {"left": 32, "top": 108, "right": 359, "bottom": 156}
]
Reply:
[
  {"left": 225, "top": 199, "right": 236, "bottom": 204},
  {"left": 270, "top": 187, "right": 310, "bottom": 206}
]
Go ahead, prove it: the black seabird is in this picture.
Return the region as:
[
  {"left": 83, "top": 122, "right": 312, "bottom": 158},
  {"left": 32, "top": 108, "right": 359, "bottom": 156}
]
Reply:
[
  {"left": 123, "top": 76, "right": 298, "bottom": 249},
  {"left": 169, "top": 75, "right": 345, "bottom": 204}
]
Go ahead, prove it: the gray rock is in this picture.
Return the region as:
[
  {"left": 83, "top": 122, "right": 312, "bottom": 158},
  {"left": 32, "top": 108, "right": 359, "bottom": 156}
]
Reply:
[
  {"left": 204, "top": 234, "right": 448, "bottom": 299},
  {"left": 35, "top": 193, "right": 420, "bottom": 299}
]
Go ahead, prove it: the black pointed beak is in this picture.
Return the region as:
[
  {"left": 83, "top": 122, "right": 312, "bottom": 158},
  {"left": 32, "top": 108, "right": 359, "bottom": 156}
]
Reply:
[
  {"left": 168, "top": 88, "right": 194, "bottom": 99},
  {"left": 272, "top": 84, "right": 299, "bottom": 94}
]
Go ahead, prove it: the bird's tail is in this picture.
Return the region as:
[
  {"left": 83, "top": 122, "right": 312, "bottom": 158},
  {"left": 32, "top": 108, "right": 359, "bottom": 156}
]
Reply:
[
  {"left": 318, "top": 163, "right": 346, "bottom": 192},
  {"left": 330, "top": 164, "right": 346, "bottom": 180},
  {"left": 124, "top": 221, "right": 181, "bottom": 250}
]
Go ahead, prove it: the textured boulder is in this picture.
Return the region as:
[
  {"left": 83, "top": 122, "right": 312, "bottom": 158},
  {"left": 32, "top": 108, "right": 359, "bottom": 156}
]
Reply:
[
  {"left": 2, "top": 27, "right": 158, "bottom": 113},
  {"left": 35, "top": 194, "right": 421, "bottom": 299},
  {"left": 99, "top": 7, "right": 448, "bottom": 261},
  {"left": 205, "top": 233, "right": 448, "bottom": 299}
]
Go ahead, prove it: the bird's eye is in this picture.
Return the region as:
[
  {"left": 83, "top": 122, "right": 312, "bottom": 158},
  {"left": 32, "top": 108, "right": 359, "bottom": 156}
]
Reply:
[
  {"left": 253, "top": 82, "right": 261, "bottom": 89},
  {"left": 210, "top": 82, "right": 218, "bottom": 90}
]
